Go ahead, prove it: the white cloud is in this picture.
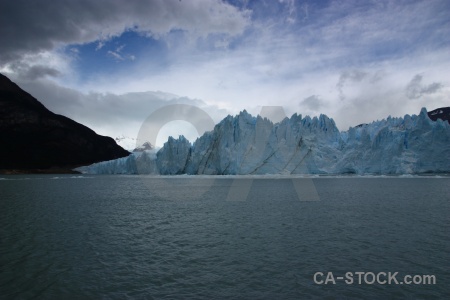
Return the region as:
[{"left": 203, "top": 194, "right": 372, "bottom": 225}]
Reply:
[
  {"left": 2, "top": 0, "right": 449, "bottom": 136},
  {"left": 116, "top": 44, "right": 125, "bottom": 53},
  {"left": 95, "top": 41, "right": 105, "bottom": 51},
  {"left": 279, "top": 0, "right": 297, "bottom": 24},
  {"left": 107, "top": 50, "right": 124, "bottom": 61}
]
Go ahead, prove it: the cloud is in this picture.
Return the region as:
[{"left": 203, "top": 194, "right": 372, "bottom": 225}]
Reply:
[
  {"left": 107, "top": 51, "right": 124, "bottom": 61},
  {"left": 107, "top": 44, "right": 134, "bottom": 61},
  {"left": 2, "top": 0, "right": 450, "bottom": 136},
  {"left": 26, "top": 65, "right": 61, "bottom": 80},
  {"left": 107, "top": 49, "right": 137, "bottom": 62},
  {"left": 336, "top": 70, "right": 368, "bottom": 100},
  {"left": 0, "top": 0, "right": 250, "bottom": 65},
  {"left": 95, "top": 41, "right": 105, "bottom": 51},
  {"left": 106, "top": 44, "right": 136, "bottom": 62},
  {"left": 300, "top": 95, "right": 324, "bottom": 112},
  {"left": 23, "top": 65, "right": 62, "bottom": 80},
  {"left": 5, "top": 62, "right": 62, "bottom": 80},
  {"left": 11, "top": 77, "right": 228, "bottom": 146},
  {"left": 116, "top": 45, "right": 125, "bottom": 53},
  {"left": 405, "top": 74, "right": 443, "bottom": 99},
  {"left": 0, "top": 51, "right": 72, "bottom": 81},
  {"left": 279, "top": 0, "right": 297, "bottom": 24},
  {"left": 300, "top": 2, "right": 309, "bottom": 21}
]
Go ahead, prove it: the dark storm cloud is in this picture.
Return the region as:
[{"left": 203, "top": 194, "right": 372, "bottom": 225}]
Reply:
[
  {"left": 0, "top": 0, "right": 250, "bottom": 65},
  {"left": 405, "top": 74, "right": 443, "bottom": 99}
]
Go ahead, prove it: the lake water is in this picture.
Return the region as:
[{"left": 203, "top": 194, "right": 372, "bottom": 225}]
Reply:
[{"left": 1, "top": 175, "right": 449, "bottom": 299}]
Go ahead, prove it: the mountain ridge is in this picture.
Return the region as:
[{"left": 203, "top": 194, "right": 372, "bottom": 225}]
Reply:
[
  {"left": 427, "top": 107, "right": 450, "bottom": 123},
  {"left": 0, "top": 74, "right": 130, "bottom": 172}
]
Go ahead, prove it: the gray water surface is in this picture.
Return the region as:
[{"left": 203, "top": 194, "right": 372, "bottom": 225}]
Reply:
[{"left": 1, "top": 176, "right": 449, "bottom": 299}]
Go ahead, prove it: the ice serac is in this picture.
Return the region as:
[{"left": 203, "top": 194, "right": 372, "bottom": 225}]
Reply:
[
  {"left": 337, "top": 108, "right": 450, "bottom": 174},
  {"left": 182, "top": 111, "right": 342, "bottom": 175},
  {"left": 157, "top": 136, "right": 191, "bottom": 175},
  {"left": 76, "top": 107, "right": 450, "bottom": 175}
]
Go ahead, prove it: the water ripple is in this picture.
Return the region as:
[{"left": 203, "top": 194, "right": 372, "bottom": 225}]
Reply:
[{"left": 0, "top": 177, "right": 449, "bottom": 298}]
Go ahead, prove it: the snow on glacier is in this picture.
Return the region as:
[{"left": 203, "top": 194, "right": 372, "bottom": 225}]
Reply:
[{"left": 75, "top": 108, "right": 450, "bottom": 175}]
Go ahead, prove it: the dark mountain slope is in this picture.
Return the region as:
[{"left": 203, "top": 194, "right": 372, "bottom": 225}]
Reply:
[
  {"left": 0, "top": 74, "right": 129, "bottom": 171},
  {"left": 427, "top": 107, "right": 450, "bottom": 123}
]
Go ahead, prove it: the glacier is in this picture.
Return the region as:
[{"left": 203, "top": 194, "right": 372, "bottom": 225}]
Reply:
[{"left": 75, "top": 108, "right": 450, "bottom": 175}]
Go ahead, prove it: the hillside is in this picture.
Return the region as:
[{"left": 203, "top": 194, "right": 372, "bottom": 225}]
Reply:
[{"left": 0, "top": 74, "right": 130, "bottom": 172}]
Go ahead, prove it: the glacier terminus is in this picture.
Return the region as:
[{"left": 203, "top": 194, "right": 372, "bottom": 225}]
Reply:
[{"left": 76, "top": 108, "right": 450, "bottom": 175}]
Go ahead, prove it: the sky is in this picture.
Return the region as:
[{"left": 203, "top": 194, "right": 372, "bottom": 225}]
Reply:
[{"left": 1, "top": 0, "right": 449, "bottom": 148}]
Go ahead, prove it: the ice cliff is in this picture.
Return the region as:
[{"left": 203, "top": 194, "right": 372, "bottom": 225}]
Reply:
[{"left": 76, "top": 108, "right": 450, "bottom": 175}]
